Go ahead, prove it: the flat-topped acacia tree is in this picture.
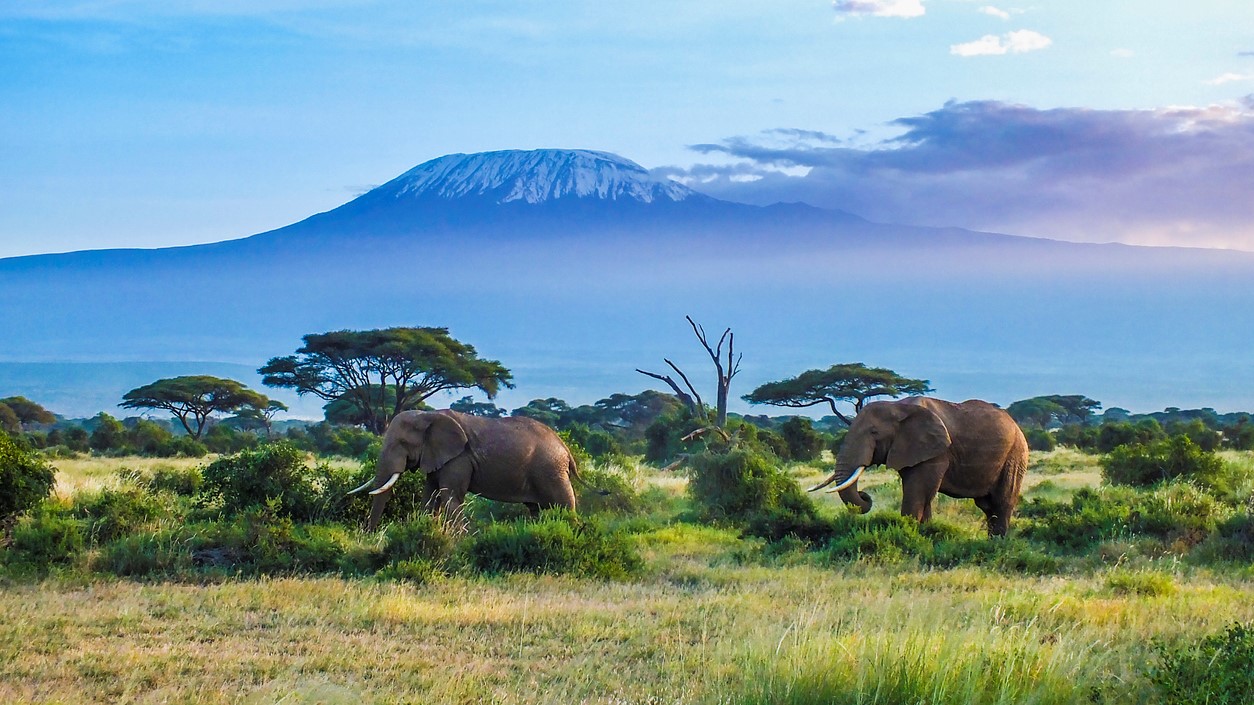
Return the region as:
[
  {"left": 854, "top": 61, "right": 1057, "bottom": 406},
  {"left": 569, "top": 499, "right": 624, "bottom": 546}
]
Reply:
[
  {"left": 259, "top": 327, "right": 513, "bottom": 434},
  {"left": 743, "top": 363, "right": 932, "bottom": 426},
  {"left": 120, "top": 376, "right": 273, "bottom": 440}
]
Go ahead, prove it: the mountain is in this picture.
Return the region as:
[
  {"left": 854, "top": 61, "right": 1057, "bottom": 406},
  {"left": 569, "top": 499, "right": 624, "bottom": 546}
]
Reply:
[{"left": 3, "top": 148, "right": 1254, "bottom": 416}]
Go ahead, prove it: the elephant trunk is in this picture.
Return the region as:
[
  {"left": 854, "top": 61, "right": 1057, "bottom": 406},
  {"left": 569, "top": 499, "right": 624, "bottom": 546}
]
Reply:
[{"left": 360, "top": 442, "right": 406, "bottom": 532}]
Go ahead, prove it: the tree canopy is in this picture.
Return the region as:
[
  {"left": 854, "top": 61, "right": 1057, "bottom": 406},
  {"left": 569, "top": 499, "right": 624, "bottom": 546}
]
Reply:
[
  {"left": 259, "top": 327, "right": 513, "bottom": 434},
  {"left": 743, "top": 363, "right": 932, "bottom": 425},
  {"left": 120, "top": 376, "right": 272, "bottom": 439},
  {"left": 0, "top": 396, "right": 56, "bottom": 432},
  {"left": 1008, "top": 395, "right": 1102, "bottom": 427}
]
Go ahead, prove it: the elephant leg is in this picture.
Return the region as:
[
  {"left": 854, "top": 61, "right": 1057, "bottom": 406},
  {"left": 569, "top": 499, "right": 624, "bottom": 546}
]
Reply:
[
  {"left": 422, "top": 474, "right": 443, "bottom": 513},
  {"left": 974, "top": 495, "right": 1010, "bottom": 538},
  {"left": 899, "top": 458, "right": 946, "bottom": 523},
  {"left": 525, "top": 502, "right": 541, "bottom": 517}
]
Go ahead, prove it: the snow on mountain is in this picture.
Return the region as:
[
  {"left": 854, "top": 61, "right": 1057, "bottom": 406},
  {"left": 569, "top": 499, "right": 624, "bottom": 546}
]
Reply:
[{"left": 376, "top": 149, "right": 699, "bottom": 204}]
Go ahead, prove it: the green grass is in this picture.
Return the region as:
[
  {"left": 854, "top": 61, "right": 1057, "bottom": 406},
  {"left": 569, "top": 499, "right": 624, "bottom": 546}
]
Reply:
[{"left": 0, "top": 452, "right": 1252, "bottom": 704}]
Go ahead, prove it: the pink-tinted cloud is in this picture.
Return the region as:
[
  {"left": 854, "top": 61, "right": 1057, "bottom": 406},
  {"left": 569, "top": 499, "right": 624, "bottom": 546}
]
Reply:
[{"left": 666, "top": 98, "right": 1254, "bottom": 250}]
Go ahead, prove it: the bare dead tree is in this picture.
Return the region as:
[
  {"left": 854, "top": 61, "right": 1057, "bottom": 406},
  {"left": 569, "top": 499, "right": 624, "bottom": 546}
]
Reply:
[{"left": 636, "top": 315, "right": 742, "bottom": 429}]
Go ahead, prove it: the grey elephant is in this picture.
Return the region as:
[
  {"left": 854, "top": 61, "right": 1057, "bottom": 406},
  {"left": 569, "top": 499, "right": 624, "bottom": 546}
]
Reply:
[
  {"left": 808, "top": 397, "right": 1028, "bottom": 537},
  {"left": 348, "top": 409, "right": 584, "bottom": 530}
]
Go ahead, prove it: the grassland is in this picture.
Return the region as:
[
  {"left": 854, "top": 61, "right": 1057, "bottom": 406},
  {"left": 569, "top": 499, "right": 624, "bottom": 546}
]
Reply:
[{"left": 1, "top": 451, "right": 1251, "bottom": 704}]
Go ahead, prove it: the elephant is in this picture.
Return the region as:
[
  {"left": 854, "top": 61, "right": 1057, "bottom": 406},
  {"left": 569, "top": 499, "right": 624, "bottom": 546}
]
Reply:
[
  {"left": 348, "top": 409, "right": 585, "bottom": 531},
  {"left": 808, "top": 397, "right": 1028, "bottom": 537}
]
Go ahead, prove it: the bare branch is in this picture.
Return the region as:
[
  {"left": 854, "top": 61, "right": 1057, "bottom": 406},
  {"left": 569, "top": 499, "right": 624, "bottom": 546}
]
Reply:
[
  {"left": 664, "top": 358, "right": 706, "bottom": 414},
  {"left": 636, "top": 368, "right": 696, "bottom": 413}
]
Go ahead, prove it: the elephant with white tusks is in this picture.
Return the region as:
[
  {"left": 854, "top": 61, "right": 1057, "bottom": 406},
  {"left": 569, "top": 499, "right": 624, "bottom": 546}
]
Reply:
[
  {"left": 808, "top": 397, "right": 1029, "bottom": 537},
  {"left": 348, "top": 409, "right": 586, "bottom": 531}
]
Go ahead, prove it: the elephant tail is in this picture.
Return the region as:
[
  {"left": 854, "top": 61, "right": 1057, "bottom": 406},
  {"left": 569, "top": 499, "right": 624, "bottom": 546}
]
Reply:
[{"left": 568, "top": 454, "right": 610, "bottom": 496}]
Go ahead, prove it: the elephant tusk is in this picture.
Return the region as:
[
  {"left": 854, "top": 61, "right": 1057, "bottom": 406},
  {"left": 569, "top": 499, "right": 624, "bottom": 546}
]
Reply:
[
  {"left": 346, "top": 479, "right": 376, "bottom": 495},
  {"left": 368, "top": 473, "right": 402, "bottom": 495},
  {"left": 807, "top": 472, "right": 841, "bottom": 492},
  {"left": 826, "top": 466, "right": 865, "bottom": 493}
]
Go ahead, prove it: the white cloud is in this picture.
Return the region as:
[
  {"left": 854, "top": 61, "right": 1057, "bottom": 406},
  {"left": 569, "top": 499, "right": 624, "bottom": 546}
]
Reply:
[
  {"left": 832, "top": 0, "right": 925, "bottom": 19},
  {"left": 978, "top": 6, "right": 1010, "bottom": 20},
  {"left": 1205, "top": 72, "right": 1254, "bottom": 86},
  {"left": 1111, "top": 48, "right": 1135, "bottom": 58},
  {"left": 951, "top": 29, "right": 1051, "bottom": 57}
]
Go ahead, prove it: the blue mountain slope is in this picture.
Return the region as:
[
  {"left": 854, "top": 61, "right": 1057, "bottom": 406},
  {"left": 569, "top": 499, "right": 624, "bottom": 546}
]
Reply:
[{"left": 3, "top": 149, "right": 1254, "bottom": 414}]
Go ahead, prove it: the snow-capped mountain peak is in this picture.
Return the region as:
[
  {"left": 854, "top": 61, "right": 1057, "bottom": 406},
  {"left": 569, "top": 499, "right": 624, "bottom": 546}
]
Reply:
[{"left": 377, "top": 149, "right": 698, "bottom": 204}]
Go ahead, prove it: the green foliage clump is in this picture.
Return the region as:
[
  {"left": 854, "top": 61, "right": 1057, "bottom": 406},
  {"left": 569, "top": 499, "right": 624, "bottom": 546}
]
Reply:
[
  {"left": 1019, "top": 489, "right": 1133, "bottom": 550},
  {"left": 199, "top": 442, "right": 319, "bottom": 520},
  {"left": 1196, "top": 511, "right": 1254, "bottom": 562},
  {"left": 141, "top": 465, "right": 204, "bottom": 496},
  {"left": 5, "top": 511, "right": 85, "bottom": 567},
  {"left": 0, "top": 432, "right": 56, "bottom": 521},
  {"left": 382, "top": 514, "right": 457, "bottom": 566},
  {"left": 73, "top": 485, "right": 167, "bottom": 544},
  {"left": 1022, "top": 427, "right": 1056, "bottom": 452},
  {"left": 561, "top": 423, "right": 624, "bottom": 463},
  {"left": 1020, "top": 485, "right": 1227, "bottom": 551},
  {"left": 779, "top": 417, "right": 825, "bottom": 462},
  {"left": 98, "top": 532, "right": 192, "bottom": 577},
  {"left": 821, "top": 513, "right": 932, "bottom": 564},
  {"left": 575, "top": 462, "right": 644, "bottom": 516},
  {"left": 1150, "top": 622, "right": 1254, "bottom": 705},
  {"left": 1103, "top": 436, "right": 1226, "bottom": 488},
  {"left": 466, "top": 509, "right": 641, "bottom": 579},
  {"left": 687, "top": 447, "right": 817, "bottom": 525}
]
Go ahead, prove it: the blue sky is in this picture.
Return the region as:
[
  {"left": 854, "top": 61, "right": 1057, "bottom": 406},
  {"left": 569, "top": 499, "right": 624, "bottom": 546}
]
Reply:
[{"left": 2, "top": 1, "right": 1252, "bottom": 257}]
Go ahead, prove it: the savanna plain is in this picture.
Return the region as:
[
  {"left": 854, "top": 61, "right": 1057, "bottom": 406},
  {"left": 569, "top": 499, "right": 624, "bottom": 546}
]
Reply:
[{"left": 2, "top": 444, "right": 1253, "bottom": 705}]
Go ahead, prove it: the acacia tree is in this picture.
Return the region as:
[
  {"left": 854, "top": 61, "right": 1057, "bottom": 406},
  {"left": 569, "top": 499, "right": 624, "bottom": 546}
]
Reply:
[
  {"left": 0, "top": 397, "right": 56, "bottom": 432},
  {"left": 229, "top": 399, "right": 290, "bottom": 438},
  {"left": 259, "top": 327, "right": 513, "bottom": 434},
  {"left": 1007, "top": 395, "right": 1101, "bottom": 427},
  {"left": 120, "top": 376, "right": 273, "bottom": 440},
  {"left": 743, "top": 363, "right": 932, "bottom": 426}
]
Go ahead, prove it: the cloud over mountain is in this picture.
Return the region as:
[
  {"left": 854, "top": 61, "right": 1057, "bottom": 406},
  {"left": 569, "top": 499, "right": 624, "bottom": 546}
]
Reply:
[{"left": 668, "top": 98, "right": 1254, "bottom": 250}]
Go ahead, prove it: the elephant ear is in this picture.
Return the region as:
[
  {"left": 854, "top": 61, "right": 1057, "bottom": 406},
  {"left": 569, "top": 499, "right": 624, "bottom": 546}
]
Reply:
[
  {"left": 419, "top": 413, "right": 469, "bottom": 473},
  {"left": 886, "top": 405, "right": 951, "bottom": 470}
]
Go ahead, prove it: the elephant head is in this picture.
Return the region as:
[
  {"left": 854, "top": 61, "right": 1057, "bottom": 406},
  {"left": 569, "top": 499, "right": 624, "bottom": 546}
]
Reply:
[
  {"left": 347, "top": 410, "right": 470, "bottom": 530},
  {"left": 808, "top": 400, "right": 951, "bottom": 513}
]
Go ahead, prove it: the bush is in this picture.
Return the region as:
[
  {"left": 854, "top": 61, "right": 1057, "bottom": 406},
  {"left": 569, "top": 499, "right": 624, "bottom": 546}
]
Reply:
[
  {"left": 1166, "top": 419, "right": 1223, "bottom": 452},
  {"left": 1097, "top": 420, "right": 1166, "bottom": 453},
  {"left": 1022, "top": 427, "right": 1056, "bottom": 452},
  {"left": 98, "top": 532, "right": 192, "bottom": 577},
  {"left": 1196, "top": 511, "right": 1254, "bottom": 562},
  {"left": 821, "top": 513, "right": 932, "bottom": 564},
  {"left": 1055, "top": 424, "right": 1098, "bottom": 451},
  {"left": 5, "top": 511, "right": 85, "bottom": 567},
  {"left": 779, "top": 417, "right": 825, "bottom": 462},
  {"left": 73, "top": 485, "right": 167, "bottom": 544},
  {"left": 561, "top": 424, "right": 624, "bottom": 462},
  {"left": 0, "top": 432, "right": 56, "bottom": 522},
  {"left": 1150, "top": 622, "right": 1254, "bottom": 705},
  {"left": 687, "top": 447, "right": 817, "bottom": 526},
  {"left": 200, "top": 442, "right": 320, "bottom": 520},
  {"left": 575, "top": 462, "right": 644, "bottom": 515},
  {"left": 383, "top": 514, "right": 457, "bottom": 566},
  {"left": 142, "top": 465, "right": 204, "bottom": 496},
  {"left": 1019, "top": 489, "right": 1133, "bottom": 550},
  {"left": 466, "top": 509, "right": 641, "bottom": 579},
  {"left": 1103, "top": 436, "right": 1226, "bottom": 488}
]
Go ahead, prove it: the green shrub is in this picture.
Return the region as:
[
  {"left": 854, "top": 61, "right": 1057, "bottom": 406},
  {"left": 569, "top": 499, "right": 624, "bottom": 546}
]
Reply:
[
  {"left": 0, "top": 432, "right": 56, "bottom": 521},
  {"left": 822, "top": 513, "right": 932, "bottom": 564},
  {"left": 1150, "top": 622, "right": 1254, "bottom": 705},
  {"left": 142, "top": 465, "right": 204, "bottom": 496},
  {"left": 5, "top": 511, "right": 85, "bottom": 567},
  {"left": 383, "top": 514, "right": 457, "bottom": 565},
  {"left": 98, "top": 532, "right": 192, "bottom": 577},
  {"left": 1019, "top": 489, "right": 1133, "bottom": 550},
  {"left": 1103, "top": 436, "right": 1226, "bottom": 488},
  {"left": 687, "top": 447, "right": 817, "bottom": 526},
  {"left": 376, "top": 559, "right": 440, "bottom": 584},
  {"left": 779, "top": 417, "right": 825, "bottom": 462},
  {"left": 574, "top": 462, "right": 644, "bottom": 515},
  {"left": 561, "top": 424, "right": 624, "bottom": 462},
  {"left": 466, "top": 509, "right": 641, "bottom": 579},
  {"left": 199, "top": 442, "right": 320, "bottom": 520},
  {"left": 1128, "top": 483, "right": 1226, "bottom": 545},
  {"left": 1023, "top": 427, "right": 1056, "bottom": 452},
  {"left": 73, "top": 485, "right": 167, "bottom": 544},
  {"left": 1196, "top": 511, "right": 1254, "bottom": 562}
]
